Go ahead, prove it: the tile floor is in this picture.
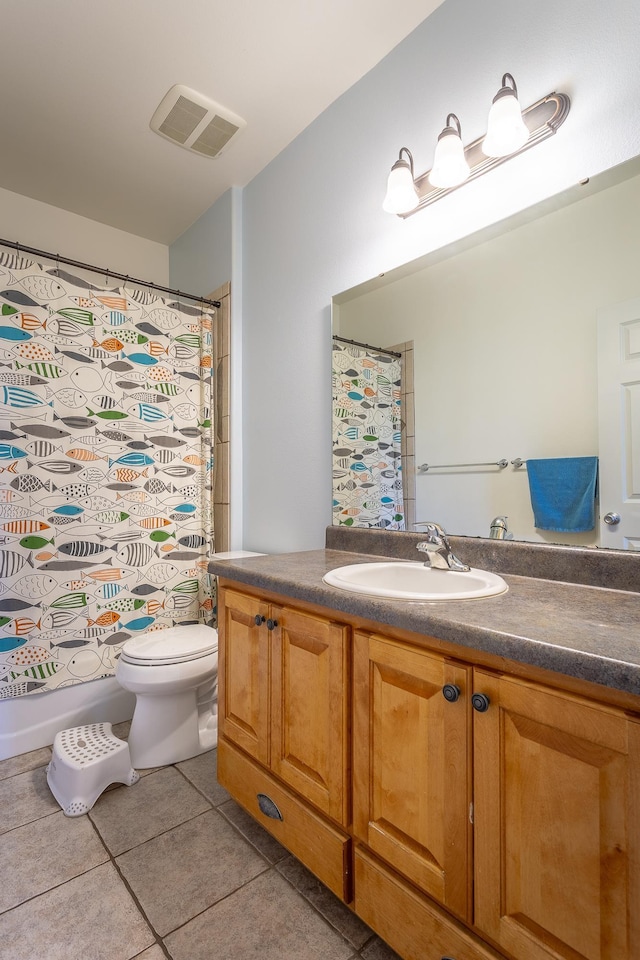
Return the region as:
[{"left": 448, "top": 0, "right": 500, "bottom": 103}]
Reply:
[{"left": 0, "top": 723, "right": 400, "bottom": 960}]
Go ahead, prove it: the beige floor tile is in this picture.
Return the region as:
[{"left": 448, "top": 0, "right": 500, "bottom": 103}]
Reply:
[
  {"left": 360, "top": 937, "right": 403, "bottom": 959},
  {"left": 104, "top": 764, "right": 159, "bottom": 794},
  {"left": 218, "top": 798, "right": 289, "bottom": 863},
  {"left": 0, "top": 862, "right": 154, "bottom": 960},
  {"left": 89, "top": 766, "right": 211, "bottom": 856},
  {"left": 176, "top": 748, "right": 230, "bottom": 805},
  {"left": 0, "top": 811, "right": 108, "bottom": 913},
  {"left": 0, "top": 746, "right": 51, "bottom": 782},
  {"left": 132, "top": 946, "right": 166, "bottom": 959},
  {"left": 117, "top": 809, "right": 267, "bottom": 936},
  {"left": 277, "top": 855, "right": 372, "bottom": 949},
  {"left": 0, "top": 765, "right": 59, "bottom": 834},
  {"left": 111, "top": 720, "right": 132, "bottom": 740},
  {"left": 164, "top": 869, "right": 354, "bottom": 960}
]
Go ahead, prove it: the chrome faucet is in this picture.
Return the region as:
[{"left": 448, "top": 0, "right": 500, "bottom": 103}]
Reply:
[{"left": 416, "top": 522, "right": 470, "bottom": 572}]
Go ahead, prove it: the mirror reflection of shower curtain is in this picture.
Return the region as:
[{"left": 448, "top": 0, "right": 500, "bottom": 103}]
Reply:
[
  {"left": 0, "top": 251, "right": 216, "bottom": 697},
  {"left": 332, "top": 340, "right": 404, "bottom": 529}
]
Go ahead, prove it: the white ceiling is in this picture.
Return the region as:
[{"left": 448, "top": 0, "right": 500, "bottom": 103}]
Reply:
[{"left": 1, "top": 0, "right": 444, "bottom": 245}]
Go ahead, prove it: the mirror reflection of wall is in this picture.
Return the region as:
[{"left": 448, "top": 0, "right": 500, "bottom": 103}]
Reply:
[{"left": 333, "top": 158, "right": 640, "bottom": 547}]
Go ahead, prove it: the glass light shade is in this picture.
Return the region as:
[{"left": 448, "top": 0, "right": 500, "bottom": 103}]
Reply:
[
  {"left": 482, "top": 90, "right": 529, "bottom": 157},
  {"left": 428, "top": 128, "right": 470, "bottom": 189},
  {"left": 383, "top": 161, "right": 419, "bottom": 214}
]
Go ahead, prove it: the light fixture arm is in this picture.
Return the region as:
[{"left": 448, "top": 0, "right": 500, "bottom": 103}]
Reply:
[
  {"left": 393, "top": 90, "right": 570, "bottom": 218},
  {"left": 444, "top": 113, "right": 462, "bottom": 137},
  {"left": 498, "top": 73, "right": 518, "bottom": 98},
  {"left": 394, "top": 147, "right": 414, "bottom": 176}
]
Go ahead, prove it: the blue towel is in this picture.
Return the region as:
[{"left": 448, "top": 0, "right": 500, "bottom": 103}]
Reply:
[{"left": 526, "top": 457, "right": 598, "bottom": 532}]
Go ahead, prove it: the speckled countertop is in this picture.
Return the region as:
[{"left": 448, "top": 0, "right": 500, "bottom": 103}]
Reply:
[{"left": 209, "top": 530, "right": 640, "bottom": 699}]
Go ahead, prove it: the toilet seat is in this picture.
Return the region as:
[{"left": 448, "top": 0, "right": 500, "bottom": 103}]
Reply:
[{"left": 120, "top": 624, "right": 218, "bottom": 667}]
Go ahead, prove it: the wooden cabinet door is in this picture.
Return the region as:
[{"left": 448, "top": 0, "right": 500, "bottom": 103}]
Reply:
[
  {"left": 474, "top": 670, "right": 640, "bottom": 960},
  {"left": 270, "top": 605, "right": 349, "bottom": 825},
  {"left": 352, "top": 630, "right": 472, "bottom": 921},
  {"left": 219, "top": 588, "right": 270, "bottom": 765}
]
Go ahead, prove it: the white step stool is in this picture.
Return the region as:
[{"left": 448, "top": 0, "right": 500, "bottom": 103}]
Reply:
[{"left": 47, "top": 722, "right": 139, "bottom": 817}]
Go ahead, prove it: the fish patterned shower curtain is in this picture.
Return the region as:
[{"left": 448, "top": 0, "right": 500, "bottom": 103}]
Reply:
[
  {"left": 0, "top": 249, "right": 216, "bottom": 697},
  {"left": 332, "top": 340, "right": 404, "bottom": 529}
]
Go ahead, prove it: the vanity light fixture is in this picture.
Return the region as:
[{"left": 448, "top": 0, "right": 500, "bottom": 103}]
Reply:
[
  {"left": 382, "top": 148, "right": 420, "bottom": 214},
  {"left": 429, "top": 114, "right": 470, "bottom": 188},
  {"left": 383, "top": 77, "right": 570, "bottom": 218},
  {"left": 482, "top": 73, "right": 530, "bottom": 157}
]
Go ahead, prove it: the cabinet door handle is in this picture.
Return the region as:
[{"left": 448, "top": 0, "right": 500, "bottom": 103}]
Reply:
[
  {"left": 442, "top": 684, "right": 461, "bottom": 703},
  {"left": 254, "top": 615, "right": 266, "bottom": 626},
  {"left": 471, "top": 692, "right": 491, "bottom": 713},
  {"left": 257, "top": 792, "right": 283, "bottom": 820},
  {"left": 266, "top": 618, "right": 278, "bottom": 631}
]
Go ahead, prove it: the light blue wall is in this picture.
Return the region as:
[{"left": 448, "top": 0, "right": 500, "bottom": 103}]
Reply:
[
  {"left": 170, "top": 187, "right": 233, "bottom": 296},
  {"left": 170, "top": 186, "right": 244, "bottom": 547},
  {"left": 173, "top": 0, "right": 640, "bottom": 554}
]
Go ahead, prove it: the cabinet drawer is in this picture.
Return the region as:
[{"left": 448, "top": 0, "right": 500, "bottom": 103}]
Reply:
[
  {"left": 354, "top": 846, "right": 503, "bottom": 960},
  {"left": 218, "top": 737, "right": 351, "bottom": 902}
]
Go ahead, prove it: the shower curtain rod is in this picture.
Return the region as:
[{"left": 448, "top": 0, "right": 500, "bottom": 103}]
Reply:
[
  {"left": 332, "top": 334, "right": 401, "bottom": 358},
  {"left": 0, "top": 237, "right": 221, "bottom": 309}
]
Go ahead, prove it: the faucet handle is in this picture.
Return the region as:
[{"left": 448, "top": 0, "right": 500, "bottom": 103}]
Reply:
[
  {"left": 416, "top": 522, "right": 470, "bottom": 572},
  {"left": 416, "top": 520, "right": 447, "bottom": 542}
]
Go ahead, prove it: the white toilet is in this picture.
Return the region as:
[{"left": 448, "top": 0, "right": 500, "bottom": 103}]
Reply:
[{"left": 115, "top": 623, "right": 218, "bottom": 768}]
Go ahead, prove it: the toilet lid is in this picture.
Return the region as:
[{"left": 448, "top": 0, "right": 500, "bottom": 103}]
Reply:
[{"left": 120, "top": 624, "right": 218, "bottom": 666}]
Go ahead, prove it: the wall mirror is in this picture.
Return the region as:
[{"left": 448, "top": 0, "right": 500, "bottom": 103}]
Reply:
[{"left": 332, "top": 154, "right": 640, "bottom": 549}]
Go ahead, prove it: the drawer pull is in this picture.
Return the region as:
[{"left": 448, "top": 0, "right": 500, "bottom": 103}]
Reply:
[
  {"left": 257, "top": 792, "right": 283, "bottom": 820},
  {"left": 266, "top": 618, "right": 278, "bottom": 631},
  {"left": 442, "top": 684, "right": 461, "bottom": 703},
  {"left": 254, "top": 615, "right": 266, "bottom": 626}
]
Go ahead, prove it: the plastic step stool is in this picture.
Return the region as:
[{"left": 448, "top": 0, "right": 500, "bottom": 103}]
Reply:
[{"left": 47, "top": 722, "right": 139, "bottom": 817}]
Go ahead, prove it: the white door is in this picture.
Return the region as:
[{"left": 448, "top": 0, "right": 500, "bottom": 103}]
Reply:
[{"left": 597, "top": 297, "right": 640, "bottom": 549}]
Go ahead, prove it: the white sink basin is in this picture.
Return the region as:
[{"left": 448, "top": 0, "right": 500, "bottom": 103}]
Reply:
[{"left": 323, "top": 561, "right": 508, "bottom": 601}]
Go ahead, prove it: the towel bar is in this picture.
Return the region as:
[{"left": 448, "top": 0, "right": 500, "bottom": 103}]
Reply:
[{"left": 418, "top": 459, "right": 508, "bottom": 473}]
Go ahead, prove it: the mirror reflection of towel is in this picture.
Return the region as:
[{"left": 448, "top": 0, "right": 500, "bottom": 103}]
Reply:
[{"left": 526, "top": 457, "right": 599, "bottom": 532}]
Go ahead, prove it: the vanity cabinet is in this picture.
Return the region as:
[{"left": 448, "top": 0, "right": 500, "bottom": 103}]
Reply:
[
  {"left": 353, "top": 629, "right": 640, "bottom": 960},
  {"left": 218, "top": 586, "right": 351, "bottom": 899},
  {"left": 217, "top": 581, "right": 640, "bottom": 960}
]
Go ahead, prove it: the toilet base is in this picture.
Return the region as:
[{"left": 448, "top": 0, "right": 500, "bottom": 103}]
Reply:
[{"left": 127, "top": 689, "right": 217, "bottom": 768}]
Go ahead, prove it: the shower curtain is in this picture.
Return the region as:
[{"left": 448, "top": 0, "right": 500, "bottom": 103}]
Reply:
[
  {"left": 332, "top": 340, "right": 404, "bottom": 529},
  {"left": 0, "top": 250, "right": 216, "bottom": 697}
]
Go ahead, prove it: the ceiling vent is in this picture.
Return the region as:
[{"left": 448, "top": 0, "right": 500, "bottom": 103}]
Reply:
[{"left": 150, "top": 84, "right": 246, "bottom": 158}]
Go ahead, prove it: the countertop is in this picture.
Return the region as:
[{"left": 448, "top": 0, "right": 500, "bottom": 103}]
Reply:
[{"left": 209, "top": 545, "right": 640, "bottom": 700}]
